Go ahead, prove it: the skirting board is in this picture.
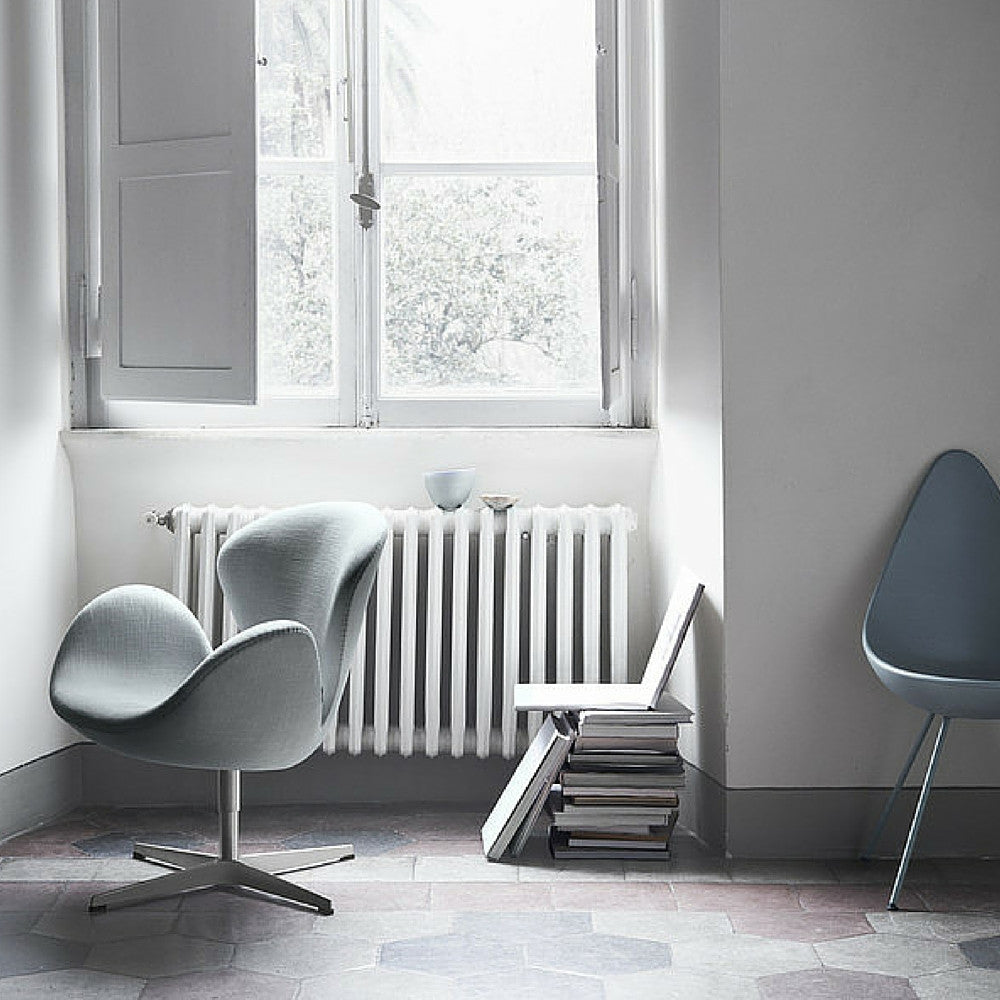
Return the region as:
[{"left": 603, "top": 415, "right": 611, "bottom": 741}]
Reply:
[
  {"left": 0, "top": 746, "right": 82, "bottom": 843},
  {"left": 684, "top": 763, "right": 1000, "bottom": 859},
  {"left": 78, "top": 744, "right": 518, "bottom": 810}
]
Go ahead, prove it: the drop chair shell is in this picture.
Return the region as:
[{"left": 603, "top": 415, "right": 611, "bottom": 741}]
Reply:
[
  {"left": 50, "top": 502, "right": 387, "bottom": 914},
  {"left": 862, "top": 450, "right": 1000, "bottom": 909}
]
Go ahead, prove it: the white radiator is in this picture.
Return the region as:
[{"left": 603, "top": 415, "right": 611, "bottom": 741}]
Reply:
[{"left": 157, "top": 503, "right": 636, "bottom": 759}]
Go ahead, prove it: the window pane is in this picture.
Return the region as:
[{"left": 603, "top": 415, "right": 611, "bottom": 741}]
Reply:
[
  {"left": 258, "top": 0, "right": 333, "bottom": 159},
  {"left": 380, "top": 0, "right": 596, "bottom": 163},
  {"left": 380, "top": 175, "right": 600, "bottom": 397},
  {"left": 258, "top": 174, "right": 337, "bottom": 393}
]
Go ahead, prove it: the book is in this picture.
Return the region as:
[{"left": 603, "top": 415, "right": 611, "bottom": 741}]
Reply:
[
  {"left": 481, "top": 714, "right": 573, "bottom": 861},
  {"left": 564, "top": 792, "right": 681, "bottom": 808},
  {"left": 573, "top": 736, "right": 679, "bottom": 752},
  {"left": 549, "top": 828, "right": 671, "bottom": 861},
  {"left": 561, "top": 771, "right": 684, "bottom": 789},
  {"left": 567, "top": 750, "right": 681, "bottom": 767},
  {"left": 576, "top": 723, "right": 679, "bottom": 740},
  {"left": 579, "top": 698, "right": 694, "bottom": 726}
]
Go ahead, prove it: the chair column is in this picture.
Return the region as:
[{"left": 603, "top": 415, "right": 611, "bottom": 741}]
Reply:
[{"left": 219, "top": 769, "right": 241, "bottom": 862}]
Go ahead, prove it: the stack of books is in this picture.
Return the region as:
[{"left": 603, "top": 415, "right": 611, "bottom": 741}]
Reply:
[{"left": 548, "top": 698, "right": 692, "bottom": 860}]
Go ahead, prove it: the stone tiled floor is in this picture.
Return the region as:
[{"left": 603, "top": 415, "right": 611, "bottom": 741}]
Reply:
[{"left": 0, "top": 806, "right": 999, "bottom": 997}]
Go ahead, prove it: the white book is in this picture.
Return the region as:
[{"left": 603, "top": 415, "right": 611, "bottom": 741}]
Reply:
[
  {"left": 514, "top": 572, "right": 703, "bottom": 713},
  {"left": 480, "top": 714, "right": 573, "bottom": 861}
]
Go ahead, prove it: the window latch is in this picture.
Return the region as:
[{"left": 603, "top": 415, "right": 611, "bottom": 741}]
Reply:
[{"left": 351, "top": 173, "right": 380, "bottom": 229}]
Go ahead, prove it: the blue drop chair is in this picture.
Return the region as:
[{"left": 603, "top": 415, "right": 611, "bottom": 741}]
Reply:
[
  {"left": 50, "top": 502, "right": 386, "bottom": 913},
  {"left": 862, "top": 450, "right": 1000, "bottom": 909}
]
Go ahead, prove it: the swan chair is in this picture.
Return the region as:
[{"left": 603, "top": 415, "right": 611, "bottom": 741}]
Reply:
[
  {"left": 50, "top": 502, "right": 387, "bottom": 914},
  {"left": 862, "top": 450, "right": 1000, "bottom": 909}
]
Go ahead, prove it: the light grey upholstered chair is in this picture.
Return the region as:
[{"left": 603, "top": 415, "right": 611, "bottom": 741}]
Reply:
[
  {"left": 862, "top": 450, "right": 1000, "bottom": 909},
  {"left": 50, "top": 502, "right": 387, "bottom": 914}
]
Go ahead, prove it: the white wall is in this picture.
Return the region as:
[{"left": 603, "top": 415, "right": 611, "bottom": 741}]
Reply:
[
  {"left": 0, "top": 0, "right": 79, "bottom": 772},
  {"left": 650, "top": 0, "right": 727, "bottom": 785},
  {"left": 64, "top": 428, "right": 658, "bottom": 675},
  {"left": 720, "top": 0, "right": 1000, "bottom": 789}
]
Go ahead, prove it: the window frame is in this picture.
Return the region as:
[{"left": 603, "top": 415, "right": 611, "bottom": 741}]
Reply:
[{"left": 62, "top": 0, "right": 651, "bottom": 430}]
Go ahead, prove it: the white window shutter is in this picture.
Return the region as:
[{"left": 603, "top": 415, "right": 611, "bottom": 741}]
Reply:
[{"left": 99, "top": 0, "right": 256, "bottom": 403}]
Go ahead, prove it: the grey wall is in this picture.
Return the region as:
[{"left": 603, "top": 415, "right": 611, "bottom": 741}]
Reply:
[
  {"left": 0, "top": 0, "right": 79, "bottom": 777},
  {"left": 650, "top": 0, "right": 1000, "bottom": 854},
  {"left": 721, "top": 0, "right": 1000, "bottom": 792}
]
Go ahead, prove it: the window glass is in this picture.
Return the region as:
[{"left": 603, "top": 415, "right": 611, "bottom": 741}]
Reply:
[
  {"left": 380, "top": 0, "right": 597, "bottom": 164},
  {"left": 258, "top": 174, "right": 338, "bottom": 392},
  {"left": 380, "top": 175, "right": 599, "bottom": 396},
  {"left": 257, "top": 0, "right": 334, "bottom": 159},
  {"left": 257, "top": 0, "right": 339, "bottom": 395}
]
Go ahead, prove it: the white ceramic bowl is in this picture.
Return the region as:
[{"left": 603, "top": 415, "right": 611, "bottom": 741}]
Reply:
[{"left": 424, "top": 468, "right": 476, "bottom": 511}]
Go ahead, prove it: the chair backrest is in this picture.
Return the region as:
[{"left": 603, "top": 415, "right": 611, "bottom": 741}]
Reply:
[
  {"left": 865, "top": 449, "right": 1000, "bottom": 681},
  {"left": 217, "top": 502, "right": 387, "bottom": 724},
  {"left": 638, "top": 567, "right": 704, "bottom": 708}
]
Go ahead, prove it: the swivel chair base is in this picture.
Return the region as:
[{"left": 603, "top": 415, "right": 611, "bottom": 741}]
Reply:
[{"left": 88, "top": 770, "right": 353, "bottom": 915}]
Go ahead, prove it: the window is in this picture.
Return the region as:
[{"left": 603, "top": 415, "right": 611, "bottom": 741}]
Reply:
[{"left": 65, "top": 0, "right": 648, "bottom": 428}]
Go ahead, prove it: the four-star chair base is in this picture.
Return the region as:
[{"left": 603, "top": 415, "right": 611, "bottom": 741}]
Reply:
[{"left": 88, "top": 769, "right": 353, "bottom": 915}]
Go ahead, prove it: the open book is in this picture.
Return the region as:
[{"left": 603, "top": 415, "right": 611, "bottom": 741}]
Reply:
[{"left": 514, "top": 568, "right": 704, "bottom": 712}]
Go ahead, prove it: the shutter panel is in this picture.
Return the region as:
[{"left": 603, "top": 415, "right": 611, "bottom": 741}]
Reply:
[{"left": 99, "top": 0, "right": 256, "bottom": 403}]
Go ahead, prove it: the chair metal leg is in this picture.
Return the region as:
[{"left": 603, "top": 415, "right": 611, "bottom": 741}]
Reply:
[
  {"left": 86, "top": 769, "right": 344, "bottom": 915},
  {"left": 887, "top": 715, "right": 950, "bottom": 911},
  {"left": 133, "top": 844, "right": 215, "bottom": 870},
  {"left": 89, "top": 862, "right": 227, "bottom": 912},
  {"left": 230, "top": 860, "right": 334, "bottom": 914},
  {"left": 89, "top": 859, "right": 334, "bottom": 914},
  {"left": 241, "top": 844, "right": 355, "bottom": 875},
  {"left": 861, "top": 712, "right": 936, "bottom": 861}
]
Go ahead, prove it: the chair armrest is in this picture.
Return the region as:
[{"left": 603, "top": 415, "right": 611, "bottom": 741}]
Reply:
[
  {"left": 88, "top": 620, "right": 324, "bottom": 772},
  {"left": 51, "top": 584, "right": 212, "bottom": 728}
]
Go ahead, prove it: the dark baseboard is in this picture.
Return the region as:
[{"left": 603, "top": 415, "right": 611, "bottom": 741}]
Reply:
[
  {"left": 4, "top": 745, "right": 999, "bottom": 859},
  {"left": 79, "top": 744, "right": 518, "bottom": 811},
  {"left": 0, "top": 746, "right": 82, "bottom": 842},
  {"left": 683, "top": 762, "right": 1000, "bottom": 859}
]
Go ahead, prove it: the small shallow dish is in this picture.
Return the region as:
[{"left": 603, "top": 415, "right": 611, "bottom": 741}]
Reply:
[
  {"left": 480, "top": 494, "right": 519, "bottom": 512},
  {"left": 424, "top": 468, "right": 476, "bottom": 511}
]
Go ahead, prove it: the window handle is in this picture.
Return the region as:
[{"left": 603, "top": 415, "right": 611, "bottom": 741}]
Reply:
[
  {"left": 351, "top": 171, "right": 380, "bottom": 229},
  {"left": 349, "top": 192, "right": 380, "bottom": 212}
]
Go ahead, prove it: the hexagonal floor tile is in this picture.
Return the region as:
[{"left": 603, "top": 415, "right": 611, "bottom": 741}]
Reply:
[
  {"left": 867, "top": 912, "right": 1000, "bottom": 943},
  {"left": 380, "top": 932, "right": 523, "bottom": 977},
  {"left": 459, "top": 967, "right": 605, "bottom": 1000},
  {"left": 280, "top": 829, "right": 413, "bottom": 856},
  {"left": 758, "top": 968, "right": 917, "bottom": 1000},
  {"left": 0, "top": 933, "right": 90, "bottom": 978},
  {"left": 960, "top": 935, "right": 1000, "bottom": 970},
  {"left": 526, "top": 932, "right": 670, "bottom": 977},
  {"left": 32, "top": 909, "right": 176, "bottom": 943},
  {"left": 456, "top": 911, "right": 591, "bottom": 944},
  {"left": 670, "top": 935, "right": 819, "bottom": 978},
  {"left": 233, "top": 932, "right": 374, "bottom": 978},
  {"left": 591, "top": 911, "right": 732, "bottom": 944},
  {"left": 0, "top": 969, "right": 144, "bottom": 1000},
  {"left": 138, "top": 968, "right": 297, "bottom": 1000},
  {"left": 176, "top": 905, "right": 315, "bottom": 943},
  {"left": 729, "top": 910, "right": 872, "bottom": 943},
  {"left": 910, "top": 967, "right": 1000, "bottom": 1000},
  {"left": 312, "top": 909, "right": 453, "bottom": 942},
  {"left": 0, "top": 912, "right": 44, "bottom": 935},
  {"left": 815, "top": 933, "right": 965, "bottom": 978},
  {"left": 605, "top": 968, "right": 758, "bottom": 1000},
  {"left": 299, "top": 967, "right": 458, "bottom": 1000},
  {"left": 86, "top": 933, "right": 232, "bottom": 979}
]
